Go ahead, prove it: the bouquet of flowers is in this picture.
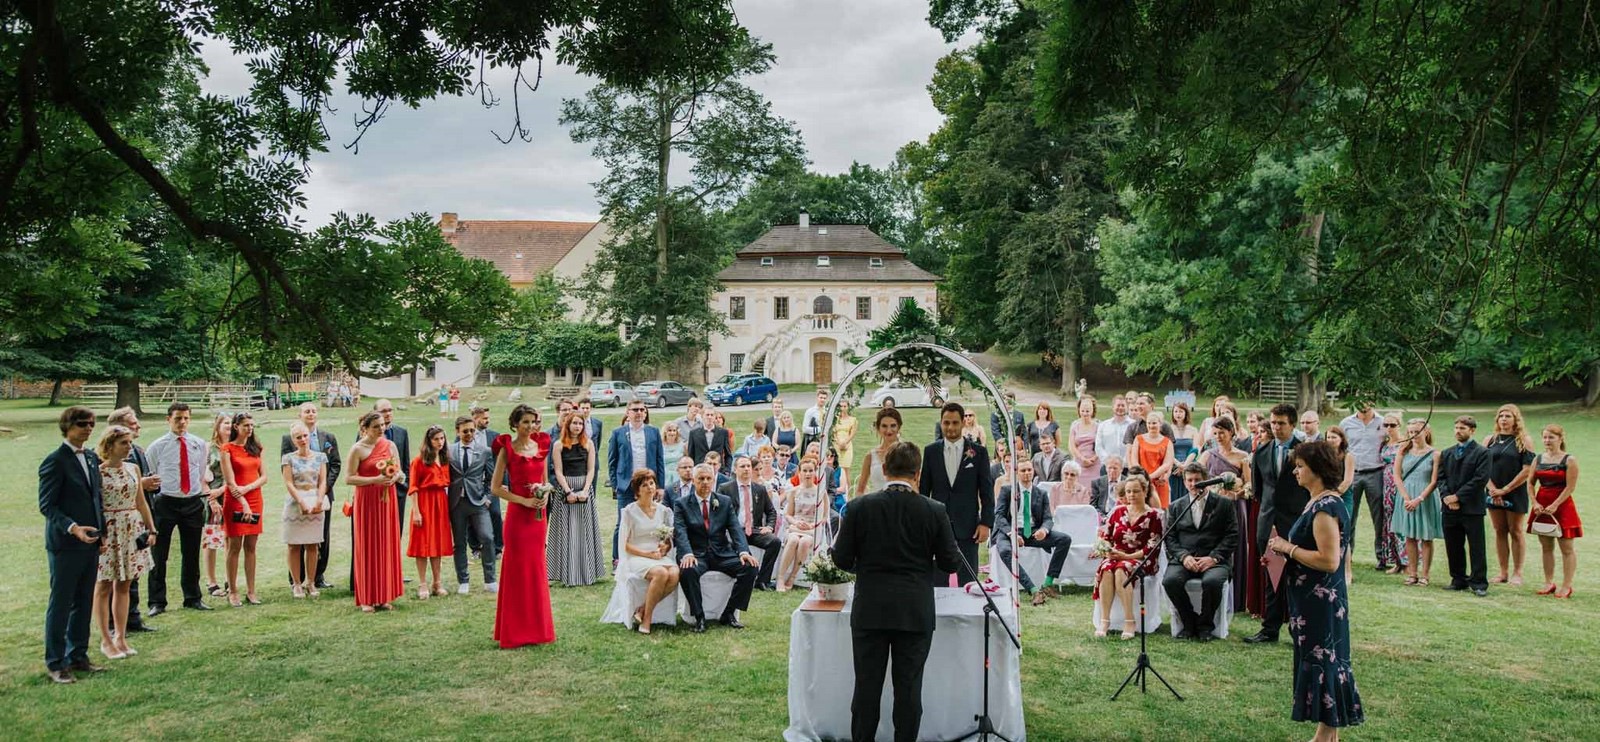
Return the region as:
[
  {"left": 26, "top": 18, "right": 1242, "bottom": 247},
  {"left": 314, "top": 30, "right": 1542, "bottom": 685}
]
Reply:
[
  {"left": 653, "top": 524, "right": 674, "bottom": 548},
  {"left": 801, "top": 549, "right": 855, "bottom": 585},
  {"left": 377, "top": 456, "right": 401, "bottom": 501},
  {"left": 528, "top": 482, "right": 555, "bottom": 521},
  {"left": 1090, "top": 538, "right": 1112, "bottom": 559}
]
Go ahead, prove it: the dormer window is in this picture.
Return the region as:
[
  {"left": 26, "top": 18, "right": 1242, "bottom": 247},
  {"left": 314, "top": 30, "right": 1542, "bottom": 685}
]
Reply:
[
  {"left": 760, "top": 257, "right": 774, "bottom": 267},
  {"left": 869, "top": 257, "right": 884, "bottom": 268},
  {"left": 817, "top": 256, "right": 831, "bottom": 267}
]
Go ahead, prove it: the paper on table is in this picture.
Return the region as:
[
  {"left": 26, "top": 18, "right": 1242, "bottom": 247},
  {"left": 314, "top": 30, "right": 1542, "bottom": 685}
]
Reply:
[{"left": 1265, "top": 526, "right": 1287, "bottom": 590}]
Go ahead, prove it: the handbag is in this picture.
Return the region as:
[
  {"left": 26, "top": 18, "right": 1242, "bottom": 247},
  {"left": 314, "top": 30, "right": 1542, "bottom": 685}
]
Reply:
[
  {"left": 1530, "top": 513, "right": 1561, "bottom": 537},
  {"left": 202, "top": 502, "right": 226, "bottom": 550}
]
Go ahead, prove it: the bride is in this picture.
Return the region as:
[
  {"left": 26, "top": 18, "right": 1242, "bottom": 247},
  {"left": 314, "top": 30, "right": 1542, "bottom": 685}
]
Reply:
[{"left": 853, "top": 407, "right": 903, "bottom": 497}]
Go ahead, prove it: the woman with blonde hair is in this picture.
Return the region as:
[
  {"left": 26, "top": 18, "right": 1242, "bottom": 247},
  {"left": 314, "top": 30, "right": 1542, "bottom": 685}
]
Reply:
[
  {"left": 1069, "top": 396, "right": 1101, "bottom": 477},
  {"left": 831, "top": 398, "right": 858, "bottom": 487},
  {"left": 203, "top": 414, "right": 232, "bottom": 597},
  {"left": 549, "top": 411, "right": 604, "bottom": 587},
  {"left": 1392, "top": 419, "right": 1442, "bottom": 585},
  {"left": 1484, "top": 403, "right": 1536, "bottom": 585},
  {"left": 281, "top": 421, "right": 329, "bottom": 599},
  {"left": 94, "top": 425, "right": 156, "bottom": 659},
  {"left": 1529, "top": 424, "right": 1582, "bottom": 597},
  {"left": 777, "top": 456, "right": 826, "bottom": 591}
]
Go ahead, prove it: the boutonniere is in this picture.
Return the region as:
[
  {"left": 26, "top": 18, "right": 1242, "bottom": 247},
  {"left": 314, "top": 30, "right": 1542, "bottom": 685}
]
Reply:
[
  {"left": 710, "top": 497, "right": 721, "bottom": 511},
  {"left": 963, "top": 447, "right": 976, "bottom": 461}
]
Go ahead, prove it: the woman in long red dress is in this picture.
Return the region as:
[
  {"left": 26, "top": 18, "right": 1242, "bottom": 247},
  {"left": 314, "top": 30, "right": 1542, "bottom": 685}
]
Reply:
[
  {"left": 407, "top": 425, "right": 454, "bottom": 599},
  {"left": 491, "top": 404, "right": 556, "bottom": 648},
  {"left": 346, "top": 412, "right": 404, "bottom": 612}
]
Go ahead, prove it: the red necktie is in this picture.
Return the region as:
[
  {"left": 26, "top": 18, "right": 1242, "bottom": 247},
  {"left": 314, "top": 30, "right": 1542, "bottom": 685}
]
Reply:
[
  {"left": 742, "top": 485, "right": 753, "bottom": 535},
  {"left": 179, "top": 438, "right": 191, "bottom": 493},
  {"left": 702, "top": 498, "right": 711, "bottom": 530}
]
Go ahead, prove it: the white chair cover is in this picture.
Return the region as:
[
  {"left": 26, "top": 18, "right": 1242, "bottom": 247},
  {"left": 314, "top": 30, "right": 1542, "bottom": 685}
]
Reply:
[
  {"left": 600, "top": 573, "right": 679, "bottom": 628},
  {"left": 1166, "top": 577, "right": 1233, "bottom": 638},
  {"left": 677, "top": 545, "right": 764, "bottom": 621},
  {"left": 1053, "top": 504, "right": 1102, "bottom": 586}
]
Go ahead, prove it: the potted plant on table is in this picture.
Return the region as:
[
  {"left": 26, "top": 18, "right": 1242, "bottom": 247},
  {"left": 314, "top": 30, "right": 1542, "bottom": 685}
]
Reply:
[{"left": 801, "top": 549, "right": 855, "bottom": 601}]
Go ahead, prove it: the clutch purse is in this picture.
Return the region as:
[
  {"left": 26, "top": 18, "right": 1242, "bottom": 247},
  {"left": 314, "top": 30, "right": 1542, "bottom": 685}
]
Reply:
[{"left": 1530, "top": 513, "right": 1561, "bottom": 537}]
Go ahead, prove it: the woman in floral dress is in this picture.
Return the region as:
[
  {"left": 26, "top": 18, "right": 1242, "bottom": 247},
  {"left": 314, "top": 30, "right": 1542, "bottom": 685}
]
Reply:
[{"left": 1093, "top": 470, "right": 1164, "bottom": 640}]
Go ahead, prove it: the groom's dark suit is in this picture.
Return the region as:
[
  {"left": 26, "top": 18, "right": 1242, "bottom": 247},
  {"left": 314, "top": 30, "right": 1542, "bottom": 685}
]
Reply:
[
  {"left": 672, "top": 491, "right": 757, "bottom": 622},
  {"left": 834, "top": 482, "right": 963, "bottom": 742},
  {"left": 39, "top": 442, "right": 106, "bottom": 672},
  {"left": 1253, "top": 435, "right": 1308, "bottom": 637},
  {"left": 920, "top": 436, "right": 994, "bottom": 586}
]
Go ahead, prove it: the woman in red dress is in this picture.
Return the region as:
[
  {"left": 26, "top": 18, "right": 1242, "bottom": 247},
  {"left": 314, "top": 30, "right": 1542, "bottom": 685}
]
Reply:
[
  {"left": 491, "top": 404, "right": 556, "bottom": 648},
  {"left": 221, "top": 413, "right": 269, "bottom": 607},
  {"left": 1529, "top": 424, "right": 1582, "bottom": 598},
  {"left": 1093, "top": 470, "right": 1164, "bottom": 639},
  {"left": 407, "top": 425, "right": 455, "bottom": 599},
  {"left": 346, "top": 412, "right": 404, "bottom": 612}
]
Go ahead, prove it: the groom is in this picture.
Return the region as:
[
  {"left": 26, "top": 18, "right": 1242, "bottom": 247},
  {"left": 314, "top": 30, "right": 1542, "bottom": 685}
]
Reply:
[{"left": 920, "top": 402, "right": 995, "bottom": 586}]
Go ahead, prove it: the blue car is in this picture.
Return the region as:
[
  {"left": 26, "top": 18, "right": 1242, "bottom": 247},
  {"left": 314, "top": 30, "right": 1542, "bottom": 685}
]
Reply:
[{"left": 707, "top": 375, "right": 778, "bottom": 406}]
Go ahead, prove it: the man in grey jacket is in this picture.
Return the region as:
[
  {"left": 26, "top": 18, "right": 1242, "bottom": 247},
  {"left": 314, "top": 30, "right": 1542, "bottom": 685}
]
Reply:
[{"left": 447, "top": 417, "right": 498, "bottom": 594}]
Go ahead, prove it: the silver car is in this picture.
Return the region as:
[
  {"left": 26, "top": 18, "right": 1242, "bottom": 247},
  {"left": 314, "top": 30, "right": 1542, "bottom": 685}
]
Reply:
[
  {"left": 635, "top": 380, "right": 696, "bottom": 408},
  {"left": 588, "top": 381, "right": 636, "bottom": 407}
]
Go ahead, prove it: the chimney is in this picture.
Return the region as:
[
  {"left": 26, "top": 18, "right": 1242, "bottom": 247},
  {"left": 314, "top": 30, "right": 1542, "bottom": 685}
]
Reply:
[
  {"left": 439, "top": 212, "right": 458, "bottom": 235},
  {"left": 798, "top": 209, "right": 809, "bottom": 231}
]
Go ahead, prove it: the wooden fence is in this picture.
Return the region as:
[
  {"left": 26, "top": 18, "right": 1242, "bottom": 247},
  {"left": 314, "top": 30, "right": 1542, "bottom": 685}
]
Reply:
[{"left": 76, "top": 383, "right": 267, "bottom": 412}]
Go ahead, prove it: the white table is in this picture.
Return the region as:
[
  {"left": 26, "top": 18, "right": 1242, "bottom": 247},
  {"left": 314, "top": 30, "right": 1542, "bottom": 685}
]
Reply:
[{"left": 784, "top": 588, "right": 1026, "bottom": 742}]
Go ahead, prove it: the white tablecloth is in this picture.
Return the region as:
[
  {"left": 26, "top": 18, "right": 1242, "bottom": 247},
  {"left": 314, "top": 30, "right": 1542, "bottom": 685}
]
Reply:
[{"left": 784, "top": 588, "right": 1025, "bottom": 742}]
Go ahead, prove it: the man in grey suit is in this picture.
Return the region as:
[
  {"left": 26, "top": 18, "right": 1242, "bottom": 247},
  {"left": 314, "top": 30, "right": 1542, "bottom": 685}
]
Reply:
[
  {"left": 1032, "top": 434, "right": 1070, "bottom": 482},
  {"left": 448, "top": 416, "right": 498, "bottom": 594}
]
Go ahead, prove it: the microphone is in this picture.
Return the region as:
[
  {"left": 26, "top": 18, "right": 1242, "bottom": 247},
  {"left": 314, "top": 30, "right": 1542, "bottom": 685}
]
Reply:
[{"left": 1191, "top": 472, "right": 1239, "bottom": 490}]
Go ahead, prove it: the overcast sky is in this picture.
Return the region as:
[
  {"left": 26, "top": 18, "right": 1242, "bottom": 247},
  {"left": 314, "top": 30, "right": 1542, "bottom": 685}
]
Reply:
[{"left": 199, "top": 1, "right": 961, "bottom": 228}]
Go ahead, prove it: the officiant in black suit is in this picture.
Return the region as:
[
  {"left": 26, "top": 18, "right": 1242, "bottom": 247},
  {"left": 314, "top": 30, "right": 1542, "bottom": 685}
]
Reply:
[
  {"left": 720, "top": 456, "right": 781, "bottom": 590},
  {"left": 1163, "top": 463, "right": 1239, "bottom": 640},
  {"left": 672, "top": 464, "right": 760, "bottom": 633},
  {"left": 834, "top": 441, "right": 962, "bottom": 742},
  {"left": 920, "top": 403, "right": 994, "bottom": 586},
  {"left": 39, "top": 406, "right": 108, "bottom": 684},
  {"left": 1245, "top": 403, "right": 1309, "bottom": 644}
]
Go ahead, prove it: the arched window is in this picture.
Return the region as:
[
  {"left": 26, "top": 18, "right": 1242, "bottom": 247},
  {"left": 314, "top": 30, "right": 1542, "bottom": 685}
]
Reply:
[{"left": 812, "top": 295, "right": 834, "bottom": 315}]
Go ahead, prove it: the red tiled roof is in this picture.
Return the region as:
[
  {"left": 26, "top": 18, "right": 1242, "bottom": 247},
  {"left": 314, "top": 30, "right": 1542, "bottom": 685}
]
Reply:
[{"left": 442, "top": 219, "right": 598, "bottom": 284}]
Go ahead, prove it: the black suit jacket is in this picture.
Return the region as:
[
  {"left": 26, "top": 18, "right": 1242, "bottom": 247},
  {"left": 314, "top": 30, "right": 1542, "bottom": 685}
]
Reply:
[
  {"left": 688, "top": 426, "right": 733, "bottom": 471},
  {"left": 672, "top": 492, "right": 750, "bottom": 561},
  {"left": 834, "top": 485, "right": 963, "bottom": 633},
  {"left": 280, "top": 429, "right": 342, "bottom": 496},
  {"left": 1438, "top": 440, "right": 1491, "bottom": 516},
  {"left": 1253, "top": 437, "right": 1309, "bottom": 552},
  {"left": 719, "top": 480, "right": 777, "bottom": 532},
  {"left": 384, "top": 425, "right": 411, "bottom": 489},
  {"left": 39, "top": 443, "right": 106, "bottom": 553},
  {"left": 1165, "top": 492, "right": 1238, "bottom": 568},
  {"left": 920, "top": 438, "right": 995, "bottom": 540},
  {"left": 994, "top": 483, "right": 1053, "bottom": 542}
]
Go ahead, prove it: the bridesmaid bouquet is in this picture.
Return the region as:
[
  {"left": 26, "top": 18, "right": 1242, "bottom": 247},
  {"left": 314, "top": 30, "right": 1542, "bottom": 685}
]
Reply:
[
  {"left": 527, "top": 483, "right": 555, "bottom": 521},
  {"left": 378, "top": 456, "right": 401, "bottom": 501}
]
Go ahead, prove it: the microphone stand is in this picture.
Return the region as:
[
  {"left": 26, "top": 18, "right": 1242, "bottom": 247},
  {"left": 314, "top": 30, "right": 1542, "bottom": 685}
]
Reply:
[
  {"left": 940, "top": 545, "right": 1020, "bottom": 742},
  {"left": 1110, "top": 484, "right": 1221, "bottom": 701}
]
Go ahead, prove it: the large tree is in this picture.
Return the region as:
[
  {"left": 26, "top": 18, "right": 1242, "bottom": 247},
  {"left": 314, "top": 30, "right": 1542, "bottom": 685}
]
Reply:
[
  {"left": 3, "top": 0, "right": 750, "bottom": 376},
  {"left": 561, "top": 31, "right": 802, "bottom": 375}
]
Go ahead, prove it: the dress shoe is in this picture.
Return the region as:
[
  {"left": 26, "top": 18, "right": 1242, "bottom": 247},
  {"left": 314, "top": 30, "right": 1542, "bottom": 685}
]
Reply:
[
  {"left": 1242, "top": 631, "right": 1278, "bottom": 644},
  {"left": 183, "top": 600, "right": 213, "bottom": 611},
  {"left": 146, "top": 605, "right": 167, "bottom": 618},
  {"left": 315, "top": 580, "right": 335, "bottom": 590},
  {"left": 753, "top": 583, "right": 770, "bottom": 592},
  {"left": 47, "top": 669, "right": 76, "bottom": 685},
  {"left": 1373, "top": 563, "right": 1390, "bottom": 572},
  {"left": 1472, "top": 587, "right": 1488, "bottom": 597},
  {"left": 127, "top": 624, "right": 158, "bottom": 633},
  {"left": 719, "top": 615, "right": 746, "bottom": 629},
  {"left": 1446, "top": 583, "right": 1469, "bottom": 591},
  {"left": 1196, "top": 628, "right": 1217, "bottom": 642},
  {"left": 1174, "top": 628, "right": 1196, "bottom": 641},
  {"left": 1030, "top": 591, "right": 1050, "bottom": 607},
  {"left": 69, "top": 660, "right": 107, "bottom": 674},
  {"left": 690, "top": 618, "right": 707, "bottom": 634}
]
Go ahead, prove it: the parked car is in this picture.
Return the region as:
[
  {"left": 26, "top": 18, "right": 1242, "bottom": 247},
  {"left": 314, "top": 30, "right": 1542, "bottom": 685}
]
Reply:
[
  {"left": 587, "top": 381, "right": 636, "bottom": 407},
  {"left": 867, "top": 380, "right": 947, "bottom": 408},
  {"left": 706, "top": 372, "right": 761, "bottom": 394},
  {"left": 635, "top": 380, "right": 697, "bottom": 408},
  {"left": 706, "top": 376, "right": 778, "bottom": 406}
]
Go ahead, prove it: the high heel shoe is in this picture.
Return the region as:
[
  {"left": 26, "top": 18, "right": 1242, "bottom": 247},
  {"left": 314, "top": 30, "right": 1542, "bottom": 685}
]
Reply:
[
  {"left": 100, "top": 642, "right": 127, "bottom": 660},
  {"left": 121, "top": 646, "right": 138, "bottom": 657},
  {"left": 416, "top": 587, "right": 430, "bottom": 600},
  {"left": 306, "top": 583, "right": 320, "bottom": 599},
  {"left": 1536, "top": 583, "right": 1558, "bottom": 595},
  {"left": 1121, "top": 621, "right": 1137, "bottom": 640},
  {"left": 228, "top": 590, "right": 242, "bottom": 608},
  {"left": 1554, "top": 588, "right": 1574, "bottom": 599},
  {"left": 292, "top": 584, "right": 306, "bottom": 599},
  {"left": 245, "top": 594, "right": 262, "bottom": 606}
]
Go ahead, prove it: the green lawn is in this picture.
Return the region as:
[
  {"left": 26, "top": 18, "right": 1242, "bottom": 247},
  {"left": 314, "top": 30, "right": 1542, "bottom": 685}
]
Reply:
[{"left": 0, "top": 394, "right": 1596, "bottom": 740}]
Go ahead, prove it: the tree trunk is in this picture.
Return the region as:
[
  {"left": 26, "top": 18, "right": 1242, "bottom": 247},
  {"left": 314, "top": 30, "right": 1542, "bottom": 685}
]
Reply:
[
  {"left": 48, "top": 378, "right": 64, "bottom": 406},
  {"left": 1584, "top": 360, "right": 1600, "bottom": 408},
  {"left": 653, "top": 86, "right": 672, "bottom": 378},
  {"left": 1295, "top": 372, "right": 1326, "bottom": 416},
  {"left": 1179, "top": 370, "right": 1193, "bottom": 391},
  {"left": 1058, "top": 313, "right": 1081, "bottom": 395},
  {"left": 114, "top": 377, "right": 142, "bottom": 413},
  {"left": 1455, "top": 366, "right": 1477, "bottom": 401}
]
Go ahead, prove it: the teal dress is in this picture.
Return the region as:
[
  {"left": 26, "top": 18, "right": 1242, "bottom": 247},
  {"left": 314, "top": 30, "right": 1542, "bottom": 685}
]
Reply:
[
  {"left": 1170, "top": 435, "right": 1196, "bottom": 500},
  {"left": 1287, "top": 495, "right": 1364, "bottom": 728},
  {"left": 1391, "top": 451, "right": 1443, "bottom": 540}
]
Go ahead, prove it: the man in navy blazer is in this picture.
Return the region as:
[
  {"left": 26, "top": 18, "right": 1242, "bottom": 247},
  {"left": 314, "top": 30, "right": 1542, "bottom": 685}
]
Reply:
[
  {"left": 39, "top": 406, "right": 108, "bottom": 684},
  {"left": 920, "top": 403, "right": 995, "bottom": 586},
  {"left": 672, "top": 464, "right": 760, "bottom": 633},
  {"left": 608, "top": 400, "right": 665, "bottom": 562}
]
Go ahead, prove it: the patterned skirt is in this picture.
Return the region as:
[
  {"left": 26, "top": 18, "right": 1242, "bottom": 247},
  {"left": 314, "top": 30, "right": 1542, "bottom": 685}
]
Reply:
[{"left": 546, "top": 475, "right": 605, "bottom": 586}]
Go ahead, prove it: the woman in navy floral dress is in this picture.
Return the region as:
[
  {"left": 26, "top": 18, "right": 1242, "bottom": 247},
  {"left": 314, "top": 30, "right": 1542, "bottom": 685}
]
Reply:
[{"left": 1267, "top": 441, "right": 1364, "bottom": 740}]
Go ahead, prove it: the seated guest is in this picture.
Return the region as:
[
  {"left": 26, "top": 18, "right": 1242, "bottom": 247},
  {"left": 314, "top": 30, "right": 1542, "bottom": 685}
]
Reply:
[
  {"left": 993, "top": 460, "right": 1074, "bottom": 606},
  {"left": 1094, "top": 471, "right": 1164, "bottom": 639},
  {"left": 776, "top": 446, "right": 798, "bottom": 478},
  {"left": 1032, "top": 434, "right": 1070, "bottom": 482},
  {"left": 1091, "top": 456, "right": 1126, "bottom": 515},
  {"left": 721, "top": 455, "right": 781, "bottom": 590},
  {"left": 617, "top": 470, "right": 680, "bottom": 633},
  {"left": 776, "top": 456, "right": 826, "bottom": 591},
  {"left": 702, "top": 451, "right": 731, "bottom": 489},
  {"left": 1053, "top": 461, "right": 1092, "bottom": 508},
  {"left": 672, "top": 464, "right": 760, "bottom": 632},
  {"left": 1163, "top": 463, "right": 1239, "bottom": 641}
]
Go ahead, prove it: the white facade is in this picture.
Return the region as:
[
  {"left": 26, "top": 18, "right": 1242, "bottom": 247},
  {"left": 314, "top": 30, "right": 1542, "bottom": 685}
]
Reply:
[
  {"left": 708, "top": 283, "right": 939, "bottom": 384},
  {"left": 359, "top": 340, "right": 482, "bottom": 400}
]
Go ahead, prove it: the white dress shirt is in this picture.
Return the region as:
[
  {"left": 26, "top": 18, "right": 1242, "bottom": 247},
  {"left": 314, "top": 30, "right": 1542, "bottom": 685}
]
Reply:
[
  {"left": 628, "top": 423, "right": 648, "bottom": 474},
  {"left": 146, "top": 431, "right": 208, "bottom": 497}
]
